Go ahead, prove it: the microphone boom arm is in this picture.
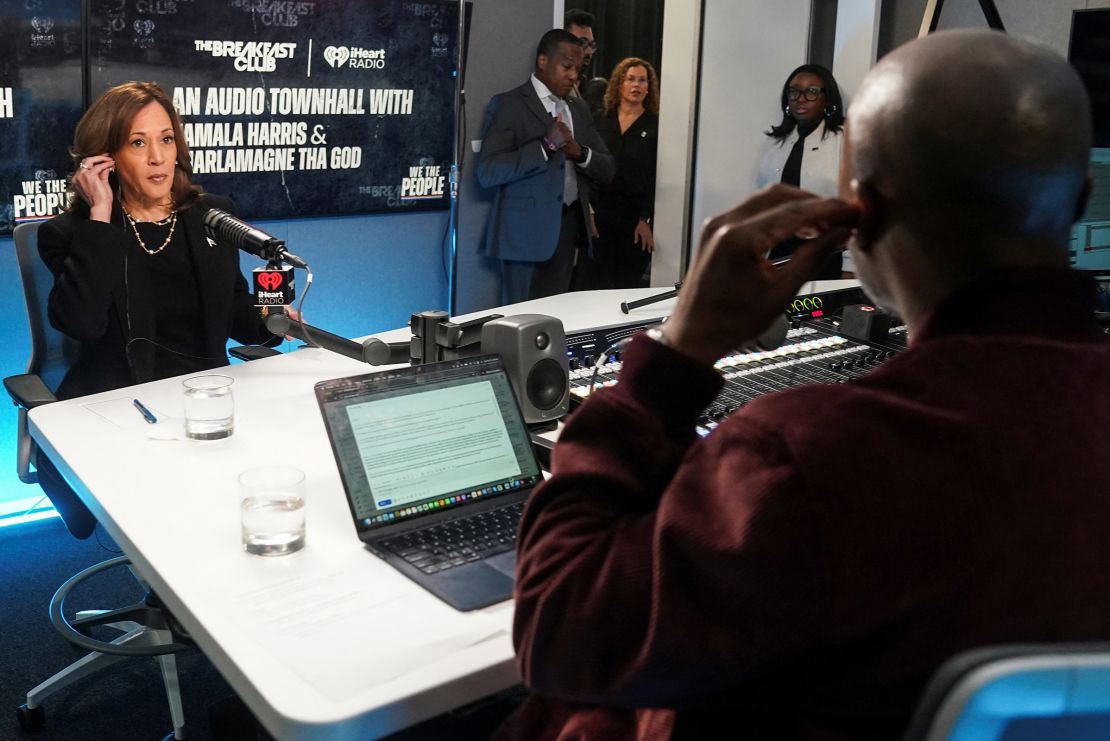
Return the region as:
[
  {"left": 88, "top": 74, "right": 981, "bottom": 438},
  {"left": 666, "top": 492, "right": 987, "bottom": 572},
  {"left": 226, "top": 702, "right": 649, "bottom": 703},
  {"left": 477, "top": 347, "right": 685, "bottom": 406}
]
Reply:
[{"left": 264, "top": 314, "right": 408, "bottom": 366}]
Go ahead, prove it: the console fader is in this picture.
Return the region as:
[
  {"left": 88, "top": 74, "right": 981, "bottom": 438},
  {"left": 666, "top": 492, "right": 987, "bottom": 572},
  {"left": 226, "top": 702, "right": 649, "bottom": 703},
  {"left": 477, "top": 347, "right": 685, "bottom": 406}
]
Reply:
[{"left": 564, "top": 287, "right": 907, "bottom": 436}]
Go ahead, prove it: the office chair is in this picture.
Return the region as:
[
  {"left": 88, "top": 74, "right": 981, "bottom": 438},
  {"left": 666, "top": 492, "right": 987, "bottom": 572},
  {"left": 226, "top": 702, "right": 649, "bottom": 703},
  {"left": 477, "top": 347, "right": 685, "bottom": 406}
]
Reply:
[
  {"left": 902, "top": 642, "right": 1110, "bottom": 741},
  {"left": 6, "top": 221, "right": 96, "bottom": 539},
  {"left": 5, "top": 220, "right": 260, "bottom": 740}
]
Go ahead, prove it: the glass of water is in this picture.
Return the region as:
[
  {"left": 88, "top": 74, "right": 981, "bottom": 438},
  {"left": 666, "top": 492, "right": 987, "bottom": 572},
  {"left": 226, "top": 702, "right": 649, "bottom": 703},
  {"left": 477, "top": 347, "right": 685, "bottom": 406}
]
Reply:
[
  {"left": 182, "top": 375, "right": 234, "bottom": 440},
  {"left": 238, "top": 466, "right": 306, "bottom": 556}
]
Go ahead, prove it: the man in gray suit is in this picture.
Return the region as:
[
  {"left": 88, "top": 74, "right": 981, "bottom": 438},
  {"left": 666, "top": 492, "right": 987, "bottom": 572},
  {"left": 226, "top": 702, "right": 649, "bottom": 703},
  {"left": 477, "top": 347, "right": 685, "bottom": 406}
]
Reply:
[{"left": 478, "top": 29, "right": 615, "bottom": 304}]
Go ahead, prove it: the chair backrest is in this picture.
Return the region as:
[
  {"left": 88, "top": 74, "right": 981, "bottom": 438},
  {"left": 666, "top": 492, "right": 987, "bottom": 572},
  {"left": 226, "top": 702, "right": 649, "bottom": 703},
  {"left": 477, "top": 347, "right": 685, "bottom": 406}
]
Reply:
[
  {"left": 13, "top": 222, "right": 79, "bottom": 393},
  {"left": 903, "top": 643, "right": 1110, "bottom": 741}
]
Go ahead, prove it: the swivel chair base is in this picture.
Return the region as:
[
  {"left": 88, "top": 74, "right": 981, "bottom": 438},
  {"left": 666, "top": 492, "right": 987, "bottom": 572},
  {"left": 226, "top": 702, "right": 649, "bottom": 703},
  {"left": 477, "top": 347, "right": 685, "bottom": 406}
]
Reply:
[{"left": 16, "top": 556, "right": 191, "bottom": 740}]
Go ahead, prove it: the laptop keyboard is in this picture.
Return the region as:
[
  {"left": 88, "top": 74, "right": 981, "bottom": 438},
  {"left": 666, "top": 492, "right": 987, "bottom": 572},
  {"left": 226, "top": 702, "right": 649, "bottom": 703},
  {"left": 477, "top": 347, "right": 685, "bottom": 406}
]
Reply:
[{"left": 380, "top": 501, "right": 525, "bottom": 575}]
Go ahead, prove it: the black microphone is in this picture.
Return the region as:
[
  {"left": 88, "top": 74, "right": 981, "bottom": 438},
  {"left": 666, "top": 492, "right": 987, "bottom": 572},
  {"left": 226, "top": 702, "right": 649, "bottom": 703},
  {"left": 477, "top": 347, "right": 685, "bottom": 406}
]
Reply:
[
  {"left": 621, "top": 283, "right": 681, "bottom": 314},
  {"left": 204, "top": 208, "right": 309, "bottom": 269}
]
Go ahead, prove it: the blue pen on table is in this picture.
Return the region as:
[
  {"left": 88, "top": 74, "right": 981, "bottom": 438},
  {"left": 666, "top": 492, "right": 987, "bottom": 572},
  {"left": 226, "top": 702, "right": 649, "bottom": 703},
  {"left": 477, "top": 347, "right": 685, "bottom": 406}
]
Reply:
[{"left": 133, "top": 398, "right": 158, "bottom": 424}]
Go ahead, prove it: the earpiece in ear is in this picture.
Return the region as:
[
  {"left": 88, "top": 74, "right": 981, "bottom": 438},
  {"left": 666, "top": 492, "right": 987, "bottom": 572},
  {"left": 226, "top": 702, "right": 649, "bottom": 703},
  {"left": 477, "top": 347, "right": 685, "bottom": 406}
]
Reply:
[
  {"left": 850, "top": 178, "right": 882, "bottom": 253},
  {"left": 784, "top": 105, "right": 790, "bottom": 115}
]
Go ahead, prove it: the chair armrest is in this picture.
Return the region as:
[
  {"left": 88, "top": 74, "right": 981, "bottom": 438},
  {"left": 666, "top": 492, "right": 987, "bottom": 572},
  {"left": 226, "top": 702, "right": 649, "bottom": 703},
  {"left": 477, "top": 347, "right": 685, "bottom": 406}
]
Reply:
[
  {"left": 4, "top": 374, "right": 57, "bottom": 410},
  {"left": 229, "top": 345, "right": 282, "bottom": 362}
]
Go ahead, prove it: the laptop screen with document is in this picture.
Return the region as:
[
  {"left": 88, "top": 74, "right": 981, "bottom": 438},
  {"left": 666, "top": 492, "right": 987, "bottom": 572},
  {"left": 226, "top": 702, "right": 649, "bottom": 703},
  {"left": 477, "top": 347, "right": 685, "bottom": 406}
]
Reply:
[{"left": 317, "top": 355, "right": 542, "bottom": 535}]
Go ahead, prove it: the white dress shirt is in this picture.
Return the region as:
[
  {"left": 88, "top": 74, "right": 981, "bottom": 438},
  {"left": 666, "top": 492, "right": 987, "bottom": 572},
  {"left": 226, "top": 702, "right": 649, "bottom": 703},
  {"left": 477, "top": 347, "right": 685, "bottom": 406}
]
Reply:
[{"left": 531, "top": 73, "right": 594, "bottom": 203}]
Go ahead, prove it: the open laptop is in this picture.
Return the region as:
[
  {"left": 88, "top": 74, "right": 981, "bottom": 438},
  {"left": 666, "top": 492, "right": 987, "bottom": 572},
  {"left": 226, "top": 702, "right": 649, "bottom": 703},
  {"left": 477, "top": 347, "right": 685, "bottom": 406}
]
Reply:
[{"left": 315, "top": 355, "right": 543, "bottom": 611}]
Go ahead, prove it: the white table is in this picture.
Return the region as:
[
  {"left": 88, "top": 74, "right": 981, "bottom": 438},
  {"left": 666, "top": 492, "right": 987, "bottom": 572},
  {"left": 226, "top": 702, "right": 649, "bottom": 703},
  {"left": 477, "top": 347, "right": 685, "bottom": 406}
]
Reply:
[
  {"left": 28, "top": 283, "right": 856, "bottom": 740},
  {"left": 25, "top": 289, "right": 676, "bottom": 740}
]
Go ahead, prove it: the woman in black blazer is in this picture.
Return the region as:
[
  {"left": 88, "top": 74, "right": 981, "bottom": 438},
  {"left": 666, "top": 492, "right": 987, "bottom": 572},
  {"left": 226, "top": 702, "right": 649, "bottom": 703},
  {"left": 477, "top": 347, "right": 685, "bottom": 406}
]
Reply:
[
  {"left": 39, "top": 81, "right": 276, "bottom": 400},
  {"left": 590, "top": 57, "right": 660, "bottom": 289}
]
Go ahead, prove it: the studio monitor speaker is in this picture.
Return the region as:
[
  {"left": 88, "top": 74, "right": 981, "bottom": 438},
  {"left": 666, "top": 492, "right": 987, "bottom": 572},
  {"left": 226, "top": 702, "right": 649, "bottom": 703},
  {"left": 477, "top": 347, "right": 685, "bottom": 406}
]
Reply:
[{"left": 481, "top": 314, "right": 569, "bottom": 425}]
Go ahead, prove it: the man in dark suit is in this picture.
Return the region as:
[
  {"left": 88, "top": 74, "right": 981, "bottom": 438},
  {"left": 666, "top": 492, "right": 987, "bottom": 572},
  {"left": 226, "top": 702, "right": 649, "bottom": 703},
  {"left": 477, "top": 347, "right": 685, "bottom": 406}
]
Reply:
[{"left": 477, "top": 29, "right": 615, "bottom": 304}]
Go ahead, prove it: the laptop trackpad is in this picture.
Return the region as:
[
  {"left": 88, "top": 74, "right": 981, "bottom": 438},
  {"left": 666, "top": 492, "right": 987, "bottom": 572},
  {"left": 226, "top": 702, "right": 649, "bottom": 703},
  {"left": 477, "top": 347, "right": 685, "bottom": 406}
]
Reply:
[
  {"left": 486, "top": 550, "right": 517, "bottom": 578},
  {"left": 424, "top": 558, "right": 515, "bottom": 611}
]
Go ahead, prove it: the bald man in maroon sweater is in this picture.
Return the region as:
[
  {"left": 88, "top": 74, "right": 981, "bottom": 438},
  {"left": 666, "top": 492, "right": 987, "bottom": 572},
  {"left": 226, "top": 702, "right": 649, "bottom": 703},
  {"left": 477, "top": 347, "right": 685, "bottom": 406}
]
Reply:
[{"left": 498, "top": 29, "right": 1110, "bottom": 741}]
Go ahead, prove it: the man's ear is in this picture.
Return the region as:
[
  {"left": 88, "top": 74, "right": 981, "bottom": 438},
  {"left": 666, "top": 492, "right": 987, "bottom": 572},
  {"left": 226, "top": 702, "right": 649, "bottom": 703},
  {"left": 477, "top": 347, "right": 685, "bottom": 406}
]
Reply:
[
  {"left": 536, "top": 54, "right": 548, "bottom": 75},
  {"left": 851, "top": 178, "right": 885, "bottom": 254},
  {"left": 1074, "top": 172, "right": 1093, "bottom": 225}
]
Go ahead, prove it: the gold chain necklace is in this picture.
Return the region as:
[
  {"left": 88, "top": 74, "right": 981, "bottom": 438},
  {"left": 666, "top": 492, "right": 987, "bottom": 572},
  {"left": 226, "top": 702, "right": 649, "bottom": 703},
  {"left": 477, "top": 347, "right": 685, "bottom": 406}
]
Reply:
[{"left": 124, "top": 207, "right": 178, "bottom": 255}]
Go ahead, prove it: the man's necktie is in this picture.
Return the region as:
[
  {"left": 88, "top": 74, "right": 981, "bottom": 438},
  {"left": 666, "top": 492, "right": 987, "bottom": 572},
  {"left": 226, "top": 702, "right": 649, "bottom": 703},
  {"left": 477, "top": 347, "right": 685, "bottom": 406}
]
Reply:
[{"left": 556, "top": 97, "right": 578, "bottom": 205}]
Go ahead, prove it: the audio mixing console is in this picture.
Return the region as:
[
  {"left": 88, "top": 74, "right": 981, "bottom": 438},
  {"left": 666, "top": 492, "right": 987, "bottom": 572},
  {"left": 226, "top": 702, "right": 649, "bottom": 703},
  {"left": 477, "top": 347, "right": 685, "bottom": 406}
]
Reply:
[{"left": 564, "top": 286, "right": 908, "bottom": 436}]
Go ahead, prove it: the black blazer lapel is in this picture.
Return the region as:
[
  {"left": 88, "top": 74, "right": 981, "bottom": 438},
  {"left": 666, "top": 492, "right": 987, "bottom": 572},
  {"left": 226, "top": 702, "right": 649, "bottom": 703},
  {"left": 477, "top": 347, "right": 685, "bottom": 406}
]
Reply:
[{"left": 181, "top": 202, "right": 235, "bottom": 363}]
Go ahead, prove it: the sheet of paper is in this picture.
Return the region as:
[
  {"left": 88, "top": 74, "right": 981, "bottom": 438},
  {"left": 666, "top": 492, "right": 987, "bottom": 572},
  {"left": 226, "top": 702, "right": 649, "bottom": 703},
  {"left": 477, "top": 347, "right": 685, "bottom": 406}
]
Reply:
[
  {"left": 82, "top": 396, "right": 182, "bottom": 440},
  {"left": 227, "top": 569, "right": 504, "bottom": 701}
]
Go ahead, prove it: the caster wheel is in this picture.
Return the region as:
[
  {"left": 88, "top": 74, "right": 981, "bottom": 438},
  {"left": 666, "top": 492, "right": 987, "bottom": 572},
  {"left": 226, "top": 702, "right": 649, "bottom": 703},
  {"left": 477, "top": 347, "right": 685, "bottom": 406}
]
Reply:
[{"left": 17, "top": 703, "right": 45, "bottom": 731}]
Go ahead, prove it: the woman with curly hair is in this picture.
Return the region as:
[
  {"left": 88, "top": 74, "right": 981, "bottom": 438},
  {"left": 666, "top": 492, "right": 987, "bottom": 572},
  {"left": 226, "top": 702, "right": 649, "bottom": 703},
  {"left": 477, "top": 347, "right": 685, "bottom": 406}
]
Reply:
[{"left": 589, "top": 57, "right": 660, "bottom": 289}]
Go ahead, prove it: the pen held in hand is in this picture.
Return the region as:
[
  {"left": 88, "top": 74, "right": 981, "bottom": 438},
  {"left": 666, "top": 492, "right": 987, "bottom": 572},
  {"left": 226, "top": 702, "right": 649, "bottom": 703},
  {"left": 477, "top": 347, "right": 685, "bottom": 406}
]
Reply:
[{"left": 771, "top": 244, "right": 846, "bottom": 270}]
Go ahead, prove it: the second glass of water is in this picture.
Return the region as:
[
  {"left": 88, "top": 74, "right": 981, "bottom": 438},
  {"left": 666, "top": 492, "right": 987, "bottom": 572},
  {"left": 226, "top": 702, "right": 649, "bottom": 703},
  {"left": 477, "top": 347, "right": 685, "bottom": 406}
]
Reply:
[{"left": 238, "top": 466, "right": 306, "bottom": 556}]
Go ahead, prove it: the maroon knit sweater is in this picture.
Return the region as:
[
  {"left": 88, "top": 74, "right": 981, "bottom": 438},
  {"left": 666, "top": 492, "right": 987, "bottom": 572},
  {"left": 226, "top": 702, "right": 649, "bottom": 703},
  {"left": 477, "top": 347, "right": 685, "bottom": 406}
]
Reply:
[{"left": 505, "top": 268, "right": 1110, "bottom": 741}]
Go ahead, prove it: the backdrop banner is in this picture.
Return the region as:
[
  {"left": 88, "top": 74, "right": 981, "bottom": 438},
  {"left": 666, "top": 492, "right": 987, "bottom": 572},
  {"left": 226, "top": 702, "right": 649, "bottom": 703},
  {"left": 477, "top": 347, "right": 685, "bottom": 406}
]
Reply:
[
  {"left": 0, "top": 0, "right": 84, "bottom": 235},
  {"left": 89, "top": 0, "right": 460, "bottom": 220}
]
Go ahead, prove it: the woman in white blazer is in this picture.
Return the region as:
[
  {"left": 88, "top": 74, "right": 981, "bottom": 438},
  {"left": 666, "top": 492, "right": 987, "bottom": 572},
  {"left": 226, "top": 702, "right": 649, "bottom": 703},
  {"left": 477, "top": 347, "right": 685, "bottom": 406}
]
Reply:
[{"left": 756, "top": 64, "right": 851, "bottom": 277}]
